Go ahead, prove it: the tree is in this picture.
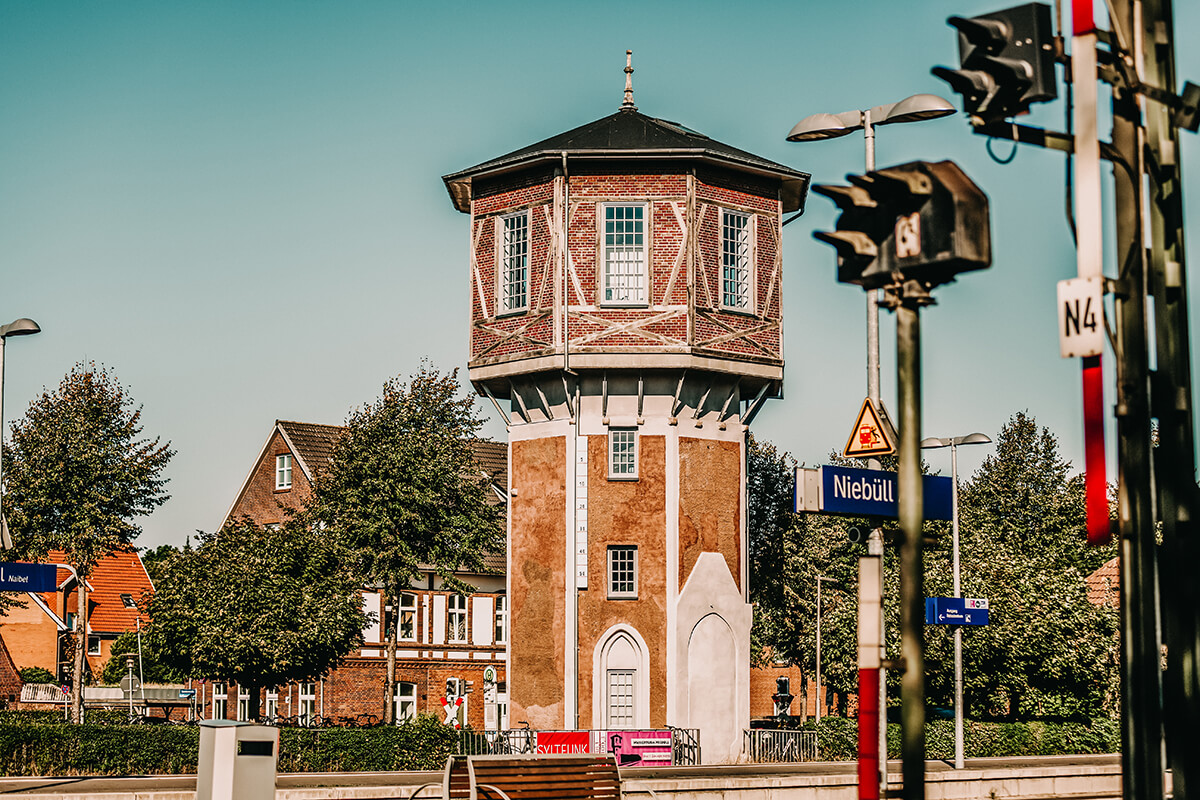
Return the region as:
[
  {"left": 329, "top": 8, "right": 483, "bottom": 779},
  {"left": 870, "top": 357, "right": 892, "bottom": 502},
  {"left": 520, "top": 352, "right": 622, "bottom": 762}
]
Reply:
[
  {"left": 146, "top": 516, "right": 366, "bottom": 719},
  {"left": 313, "top": 363, "right": 504, "bottom": 723},
  {"left": 140, "top": 542, "right": 183, "bottom": 585},
  {"left": 3, "top": 363, "right": 173, "bottom": 721},
  {"left": 99, "top": 629, "right": 182, "bottom": 685},
  {"left": 924, "top": 412, "right": 1119, "bottom": 720}
]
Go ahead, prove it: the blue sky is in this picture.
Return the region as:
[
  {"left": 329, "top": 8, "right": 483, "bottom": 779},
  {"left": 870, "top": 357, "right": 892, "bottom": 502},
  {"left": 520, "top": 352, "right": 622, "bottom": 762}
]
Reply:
[{"left": 2, "top": 1, "right": 1197, "bottom": 549}]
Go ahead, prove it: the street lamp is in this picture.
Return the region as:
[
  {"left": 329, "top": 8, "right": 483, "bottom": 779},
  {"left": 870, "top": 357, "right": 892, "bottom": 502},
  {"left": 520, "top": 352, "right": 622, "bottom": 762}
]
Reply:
[
  {"left": 815, "top": 574, "right": 839, "bottom": 722},
  {"left": 0, "top": 317, "right": 41, "bottom": 550},
  {"left": 920, "top": 432, "right": 992, "bottom": 770},
  {"left": 787, "top": 94, "right": 954, "bottom": 780}
]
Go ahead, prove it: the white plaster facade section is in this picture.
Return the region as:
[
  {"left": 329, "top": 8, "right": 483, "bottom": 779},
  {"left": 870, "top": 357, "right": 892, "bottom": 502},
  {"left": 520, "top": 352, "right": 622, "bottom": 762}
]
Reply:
[
  {"left": 432, "top": 595, "right": 447, "bottom": 645},
  {"left": 361, "top": 592, "right": 381, "bottom": 645},
  {"left": 472, "top": 596, "right": 494, "bottom": 646},
  {"left": 673, "top": 552, "right": 752, "bottom": 765}
]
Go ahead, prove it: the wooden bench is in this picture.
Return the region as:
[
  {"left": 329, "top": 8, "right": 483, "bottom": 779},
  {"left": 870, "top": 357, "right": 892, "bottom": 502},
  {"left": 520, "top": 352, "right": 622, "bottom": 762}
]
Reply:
[{"left": 409, "top": 752, "right": 622, "bottom": 799}]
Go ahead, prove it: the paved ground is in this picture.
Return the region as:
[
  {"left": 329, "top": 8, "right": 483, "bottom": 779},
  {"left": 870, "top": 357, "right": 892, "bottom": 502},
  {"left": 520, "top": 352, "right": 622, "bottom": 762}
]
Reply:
[{"left": 0, "top": 754, "right": 1120, "bottom": 795}]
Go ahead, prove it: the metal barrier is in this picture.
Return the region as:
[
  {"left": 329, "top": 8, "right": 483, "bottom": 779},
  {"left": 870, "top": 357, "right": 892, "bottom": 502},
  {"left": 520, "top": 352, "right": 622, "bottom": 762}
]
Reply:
[
  {"left": 743, "top": 728, "right": 819, "bottom": 763},
  {"left": 456, "top": 728, "right": 702, "bottom": 765}
]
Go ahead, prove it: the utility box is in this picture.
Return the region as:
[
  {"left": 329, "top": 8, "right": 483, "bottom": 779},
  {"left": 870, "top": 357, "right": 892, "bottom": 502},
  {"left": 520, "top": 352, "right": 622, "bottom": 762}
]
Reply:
[{"left": 197, "top": 720, "right": 279, "bottom": 800}]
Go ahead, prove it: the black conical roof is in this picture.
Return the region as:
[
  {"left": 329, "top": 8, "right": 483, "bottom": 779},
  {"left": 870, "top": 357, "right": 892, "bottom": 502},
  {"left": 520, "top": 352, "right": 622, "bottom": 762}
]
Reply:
[{"left": 444, "top": 108, "right": 810, "bottom": 213}]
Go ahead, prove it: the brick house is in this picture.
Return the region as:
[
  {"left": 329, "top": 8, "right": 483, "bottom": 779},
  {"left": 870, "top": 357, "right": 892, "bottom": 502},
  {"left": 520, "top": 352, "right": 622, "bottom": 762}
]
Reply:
[
  {"left": 213, "top": 420, "right": 510, "bottom": 729},
  {"left": 0, "top": 548, "right": 153, "bottom": 682}
]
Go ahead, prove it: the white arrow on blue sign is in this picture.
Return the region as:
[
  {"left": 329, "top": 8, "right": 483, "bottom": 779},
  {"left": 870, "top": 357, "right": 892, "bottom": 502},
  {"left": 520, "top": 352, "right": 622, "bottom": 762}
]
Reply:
[{"left": 925, "top": 597, "right": 990, "bottom": 626}]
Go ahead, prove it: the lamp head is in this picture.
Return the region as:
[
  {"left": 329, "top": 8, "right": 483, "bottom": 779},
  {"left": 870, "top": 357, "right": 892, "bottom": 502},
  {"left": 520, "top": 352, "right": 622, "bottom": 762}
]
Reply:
[
  {"left": 0, "top": 318, "right": 40, "bottom": 338},
  {"left": 786, "top": 112, "right": 859, "bottom": 142},
  {"left": 877, "top": 93, "right": 957, "bottom": 126}
]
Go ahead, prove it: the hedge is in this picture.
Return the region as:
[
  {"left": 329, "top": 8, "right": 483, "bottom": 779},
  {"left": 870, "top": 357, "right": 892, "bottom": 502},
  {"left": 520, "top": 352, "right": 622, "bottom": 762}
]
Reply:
[
  {"left": 804, "top": 715, "right": 1119, "bottom": 761},
  {"left": 0, "top": 713, "right": 456, "bottom": 777}
]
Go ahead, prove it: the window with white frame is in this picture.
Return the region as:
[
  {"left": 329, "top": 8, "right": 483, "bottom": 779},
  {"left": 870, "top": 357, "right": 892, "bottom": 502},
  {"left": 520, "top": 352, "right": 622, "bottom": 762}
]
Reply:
[
  {"left": 398, "top": 593, "right": 417, "bottom": 641},
  {"left": 500, "top": 212, "right": 529, "bottom": 314},
  {"left": 87, "top": 636, "right": 101, "bottom": 656},
  {"left": 448, "top": 595, "right": 468, "bottom": 643},
  {"left": 265, "top": 688, "right": 279, "bottom": 721},
  {"left": 494, "top": 595, "right": 508, "bottom": 644},
  {"left": 394, "top": 681, "right": 417, "bottom": 723},
  {"left": 607, "top": 545, "right": 638, "bottom": 599},
  {"left": 602, "top": 203, "right": 647, "bottom": 305},
  {"left": 275, "top": 454, "right": 292, "bottom": 490},
  {"left": 606, "top": 669, "right": 636, "bottom": 729},
  {"left": 212, "top": 682, "right": 228, "bottom": 719},
  {"left": 299, "top": 681, "right": 316, "bottom": 723},
  {"left": 721, "top": 209, "right": 753, "bottom": 311},
  {"left": 237, "top": 686, "right": 250, "bottom": 721},
  {"left": 608, "top": 428, "right": 638, "bottom": 479}
]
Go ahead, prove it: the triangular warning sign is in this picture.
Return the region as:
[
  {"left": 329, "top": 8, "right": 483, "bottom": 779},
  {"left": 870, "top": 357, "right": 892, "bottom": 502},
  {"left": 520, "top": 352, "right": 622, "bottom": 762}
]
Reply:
[{"left": 843, "top": 398, "right": 896, "bottom": 458}]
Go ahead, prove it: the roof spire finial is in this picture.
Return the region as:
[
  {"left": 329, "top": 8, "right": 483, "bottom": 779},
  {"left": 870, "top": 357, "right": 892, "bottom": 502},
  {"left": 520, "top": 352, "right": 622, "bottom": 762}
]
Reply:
[{"left": 621, "top": 50, "right": 637, "bottom": 112}]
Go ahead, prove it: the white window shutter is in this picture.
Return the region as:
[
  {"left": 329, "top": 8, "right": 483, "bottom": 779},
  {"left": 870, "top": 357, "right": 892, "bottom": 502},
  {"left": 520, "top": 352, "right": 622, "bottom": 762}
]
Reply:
[
  {"left": 362, "top": 592, "right": 381, "bottom": 644},
  {"left": 472, "top": 596, "right": 494, "bottom": 646},
  {"left": 432, "top": 594, "right": 447, "bottom": 645}
]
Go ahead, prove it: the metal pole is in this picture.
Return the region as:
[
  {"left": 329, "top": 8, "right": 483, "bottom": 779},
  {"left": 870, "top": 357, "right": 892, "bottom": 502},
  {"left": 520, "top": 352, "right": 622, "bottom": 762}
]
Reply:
[
  {"left": 895, "top": 297, "right": 924, "bottom": 800},
  {"left": 816, "top": 576, "right": 823, "bottom": 723},
  {"left": 1109, "top": 3, "right": 1164, "bottom": 796},
  {"left": 951, "top": 442, "right": 964, "bottom": 770}
]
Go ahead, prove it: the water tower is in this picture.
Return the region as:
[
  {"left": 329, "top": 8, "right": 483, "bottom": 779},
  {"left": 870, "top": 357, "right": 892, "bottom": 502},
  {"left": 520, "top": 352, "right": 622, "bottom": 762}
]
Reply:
[{"left": 443, "top": 56, "right": 809, "bottom": 763}]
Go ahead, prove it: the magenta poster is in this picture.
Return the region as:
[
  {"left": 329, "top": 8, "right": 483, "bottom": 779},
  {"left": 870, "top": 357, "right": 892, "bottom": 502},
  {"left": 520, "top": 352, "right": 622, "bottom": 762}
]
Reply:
[
  {"left": 606, "top": 730, "right": 673, "bottom": 766},
  {"left": 535, "top": 730, "right": 590, "bottom": 754}
]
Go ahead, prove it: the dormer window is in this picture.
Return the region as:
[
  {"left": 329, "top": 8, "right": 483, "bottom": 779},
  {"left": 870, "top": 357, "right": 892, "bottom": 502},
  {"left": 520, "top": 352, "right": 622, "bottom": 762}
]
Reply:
[
  {"left": 601, "top": 204, "right": 647, "bottom": 306},
  {"left": 721, "top": 209, "right": 753, "bottom": 312},
  {"left": 499, "top": 212, "right": 529, "bottom": 314},
  {"left": 275, "top": 454, "right": 292, "bottom": 490}
]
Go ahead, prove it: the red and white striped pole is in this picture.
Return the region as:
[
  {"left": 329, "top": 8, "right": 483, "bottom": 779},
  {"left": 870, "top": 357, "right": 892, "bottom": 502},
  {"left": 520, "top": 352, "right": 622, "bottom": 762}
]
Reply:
[{"left": 858, "top": 555, "right": 883, "bottom": 799}]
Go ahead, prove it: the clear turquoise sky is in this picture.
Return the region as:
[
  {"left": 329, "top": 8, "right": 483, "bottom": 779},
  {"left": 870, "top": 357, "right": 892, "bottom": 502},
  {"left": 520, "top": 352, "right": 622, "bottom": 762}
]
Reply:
[{"left": 2, "top": 1, "right": 1197, "bottom": 549}]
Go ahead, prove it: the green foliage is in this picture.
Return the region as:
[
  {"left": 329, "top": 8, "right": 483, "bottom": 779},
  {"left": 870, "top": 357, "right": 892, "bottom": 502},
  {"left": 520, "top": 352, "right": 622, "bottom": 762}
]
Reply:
[
  {"left": 99, "top": 631, "right": 182, "bottom": 685},
  {"left": 314, "top": 362, "right": 504, "bottom": 594},
  {"left": 140, "top": 543, "right": 182, "bottom": 585},
  {"left": 18, "top": 667, "right": 54, "bottom": 684},
  {"left": 3, "top": 363, "right": 174, "bottom": 572},
  {"left": 146, "top": 515, "right": 366, "bottom": 711},
  {"left": 0, "top": 713, "right": 457, "bottom": 775}
]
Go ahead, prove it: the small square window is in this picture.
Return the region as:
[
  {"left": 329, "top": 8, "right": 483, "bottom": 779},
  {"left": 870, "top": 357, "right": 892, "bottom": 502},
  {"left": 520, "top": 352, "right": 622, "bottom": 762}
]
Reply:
[
  {"left": 87, "top": 636, "right": 102, "bottom": 656},
  {"left": 609, "top": 429, "right": 638, "bottom": 479},
  {"left": 120, "top": 593, "right": 136, "bottom": 609},
  {"left": 275, "top": 454, "right": 292, "bottom": 490},
  {"left": 607, "top": 545, "right": 638, "bottom": 599}
]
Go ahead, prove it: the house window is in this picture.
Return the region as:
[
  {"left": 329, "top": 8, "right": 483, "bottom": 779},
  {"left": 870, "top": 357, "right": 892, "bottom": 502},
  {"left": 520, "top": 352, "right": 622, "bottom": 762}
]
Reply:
[
  {"left": 721, "top": 209, "right": 753, "bottom": 311},
  {"left": 87, "top": 636, "right": 101, "bottom": 656},
  {"left": 212, "top": 682, "right": 228, "bottom": 720},
  {"left": 398, "top": 593, "right": 417, "bottom": 641},
  {"left": 298, "top": 681, "right": 316, "bottom": 724},
  {"left": 494, "top": 595, "right": 508, "bottom": 644},
  {"left": 275, "top": 454, "right": 292, "bottom": 490},
  {"left": 237, "top": 686, "right": 250, "bottom": 721},
  {"left": 120, "top": 593, "right": 136, "bottom": 609},
  {"left": 606, "top": 669, "right": 636, "bottom": 729},
  {"left": 608, "top": 429, "right": 638, "bottom": 479},
  {"left": 265, "top": 688, "right": 279, "bottom": 722},
  {"left": 65, "top": 612, "right": 77, "bottom": 631},
  {"left": 448, "top": 595, "right": 468, "bottom": 643},
  {"left": 394, "top": 681, "right": 417, "bottom": 723},
  {"left": 607, "top": 545, "right": 638, "bottom": 599},
  {"left": 602, "top": 203, "right": 647, "bottom": 305},
  {"left": 500, "top": 212, "right": 529, "bottom": 314}
]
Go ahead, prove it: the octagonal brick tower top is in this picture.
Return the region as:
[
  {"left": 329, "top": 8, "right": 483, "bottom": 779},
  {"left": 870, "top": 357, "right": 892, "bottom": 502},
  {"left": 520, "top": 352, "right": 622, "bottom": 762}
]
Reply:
[{"left": 442, "top": 91, "right": 810, "bottom": 401}]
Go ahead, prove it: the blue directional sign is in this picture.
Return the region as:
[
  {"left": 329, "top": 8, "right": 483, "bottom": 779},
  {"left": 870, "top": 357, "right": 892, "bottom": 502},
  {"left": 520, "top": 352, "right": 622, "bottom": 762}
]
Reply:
[
  {"left": 817, "top": 465, "right": 953, "bottom": 521},
  {"left": 0, "top": 562, "right": 58, "bottom": 592},
  {"left": 925, "top": 597, "right": 990, "bottom": 626}
]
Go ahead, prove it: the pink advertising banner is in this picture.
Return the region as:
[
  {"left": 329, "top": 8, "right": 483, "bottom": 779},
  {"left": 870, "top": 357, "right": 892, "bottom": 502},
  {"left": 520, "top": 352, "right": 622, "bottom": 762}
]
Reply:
[{"left": 606, "top": 730, "right": 673, "bottom": 766}]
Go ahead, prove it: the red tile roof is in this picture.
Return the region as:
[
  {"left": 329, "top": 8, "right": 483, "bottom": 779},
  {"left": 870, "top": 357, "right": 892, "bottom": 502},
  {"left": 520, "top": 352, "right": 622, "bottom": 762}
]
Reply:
[
  {"left": 41, "top": 549, "right": 152, "bottom": 633},
  {"left": 1086, "top": 556, "right": 1120, "bottom": 608}
]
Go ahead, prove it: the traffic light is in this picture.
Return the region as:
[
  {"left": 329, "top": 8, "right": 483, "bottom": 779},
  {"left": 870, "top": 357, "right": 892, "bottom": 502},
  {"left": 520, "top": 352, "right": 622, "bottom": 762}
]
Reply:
[
  {"left": 932, "top": 2, "right": 1058, "bottom": 125},
  {"left": 812, "top": 160, "right": 991, "bottom": 290}
]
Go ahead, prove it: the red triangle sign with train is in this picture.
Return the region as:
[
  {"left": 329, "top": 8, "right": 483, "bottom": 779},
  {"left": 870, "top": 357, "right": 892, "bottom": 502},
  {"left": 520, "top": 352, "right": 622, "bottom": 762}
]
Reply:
[{"left": 842, "top": 398, "right": 896, "bottom": 458}]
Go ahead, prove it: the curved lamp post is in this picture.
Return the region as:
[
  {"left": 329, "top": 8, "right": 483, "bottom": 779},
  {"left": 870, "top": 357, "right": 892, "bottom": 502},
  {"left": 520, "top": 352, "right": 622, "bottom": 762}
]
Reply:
[
  {"left": 0, "top": 317, "right": 41, "bottom": 549},
  {"left": 920, "top": 432, "right": 992, "bottom": 769}
]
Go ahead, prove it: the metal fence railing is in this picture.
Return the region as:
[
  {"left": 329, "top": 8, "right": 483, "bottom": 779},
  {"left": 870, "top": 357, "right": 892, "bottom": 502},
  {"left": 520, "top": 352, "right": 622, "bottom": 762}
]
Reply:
[
  {"left": 743, "top": 728, "right": 818, "bottom": 763},
  {"left": 456, "top": 728, "right": 701, "bottom": 766}
]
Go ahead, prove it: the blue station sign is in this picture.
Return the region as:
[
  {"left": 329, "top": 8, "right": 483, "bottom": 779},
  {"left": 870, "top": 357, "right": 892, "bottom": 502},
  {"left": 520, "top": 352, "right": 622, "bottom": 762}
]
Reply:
[
  {"left": 0, "top": 562, "right": 58, "bottom": 593},
  {"left": 814, "top": 465, "right": 954, "bottom": 521},
  {"left": 925, "top": 597, "right": 990, "bottom": 626}
]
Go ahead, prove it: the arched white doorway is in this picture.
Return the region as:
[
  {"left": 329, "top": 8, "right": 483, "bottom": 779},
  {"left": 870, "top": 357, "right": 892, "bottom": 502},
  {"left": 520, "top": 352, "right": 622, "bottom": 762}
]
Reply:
[{"left": 593, "top": 624, "right": 650, "bottom": 729}]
